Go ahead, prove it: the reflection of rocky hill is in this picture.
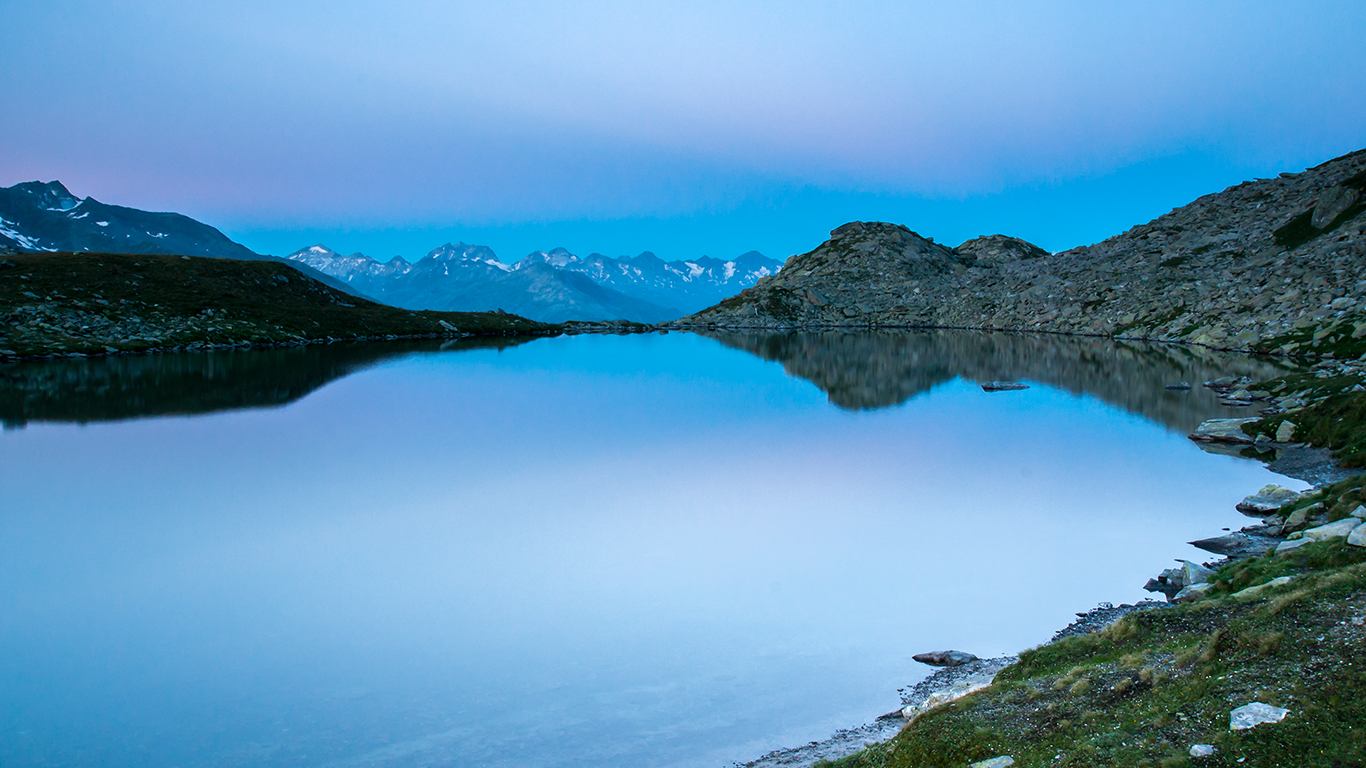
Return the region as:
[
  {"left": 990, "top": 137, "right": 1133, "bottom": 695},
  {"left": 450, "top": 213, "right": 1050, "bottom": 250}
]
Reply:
[
  {"left": 706, "top": 330, "right": 1289, "bottom": 431},
  {"left": 0, "top": 337, "right": 533, "bottom": 427}
]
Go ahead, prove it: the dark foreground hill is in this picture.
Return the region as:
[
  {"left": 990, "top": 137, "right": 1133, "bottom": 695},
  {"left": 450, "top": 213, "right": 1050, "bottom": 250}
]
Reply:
[
  {"left": 0, "top": 181, "right": 369, "bottom": 298},
  {"left": 0, "top": 252, "right": 554, "bottom": 359}
]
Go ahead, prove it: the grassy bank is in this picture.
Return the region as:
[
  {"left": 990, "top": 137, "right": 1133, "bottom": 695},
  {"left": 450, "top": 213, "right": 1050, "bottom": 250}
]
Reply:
[
  {"left": 0, "top": 252, "right": 556, "bottom": 358},
  {"left": 818, "top": 366, "right": 1366, "bottom": 768}
]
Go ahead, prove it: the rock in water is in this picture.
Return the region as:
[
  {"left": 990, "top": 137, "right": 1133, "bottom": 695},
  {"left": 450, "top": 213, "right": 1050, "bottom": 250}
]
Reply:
[
  {"left": 1229, "top": 702, "right": 1289, "bottom": 730},
  {"left": 1189, "top": 417, "right": 1259, "bottom": 444},
  {"left": 1165, "top": 382, "right": 1192, "bottom": 391},
  {"left": 913, "top": 650, "right": 980, "bottom": 667},
  {"left": 1235, "top": 484, "right": 1301, "bottom": 515},
  {"left": 981, "top": 381, "right": 1028, "bottom": 392}
]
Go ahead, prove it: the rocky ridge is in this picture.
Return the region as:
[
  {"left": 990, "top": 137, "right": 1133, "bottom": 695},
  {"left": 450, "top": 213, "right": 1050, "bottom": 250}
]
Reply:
[{"left": 682, "top": 149, "right": 1366, "bottom": 358}]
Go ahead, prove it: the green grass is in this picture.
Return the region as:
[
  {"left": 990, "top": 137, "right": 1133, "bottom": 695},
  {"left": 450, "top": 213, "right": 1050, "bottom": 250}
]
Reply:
[
  {"left": 0, "top": 251, "right": 557, "bottom": 357},
  {"left": 819, "top": 555, "right": 1366, "bottom": 768}
]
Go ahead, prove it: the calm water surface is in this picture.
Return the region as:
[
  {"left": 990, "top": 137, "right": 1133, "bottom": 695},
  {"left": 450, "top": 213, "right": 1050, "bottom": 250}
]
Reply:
[{"left": 0, "top": 331, "right": 1301, "bottom": 767}]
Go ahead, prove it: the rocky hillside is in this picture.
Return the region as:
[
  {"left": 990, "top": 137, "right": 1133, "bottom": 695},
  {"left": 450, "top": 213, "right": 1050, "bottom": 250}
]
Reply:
[
  {"left": 683, "top": 149, "right": 1366, "bottom": 357},
  {"left": 0, "top": 252, "right": 554, "bottom": 359}
]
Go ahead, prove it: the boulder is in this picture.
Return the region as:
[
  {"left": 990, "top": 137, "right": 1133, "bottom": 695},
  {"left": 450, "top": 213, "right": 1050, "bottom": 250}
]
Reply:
[
  {"left": 1172, "top": 583, "right": 1216, "bottom": 603},
  {"left": 1232, "top": 576, "right": 1293, "bottom": 599},
  {"left": 1348, "top": 524, "right": 1366, "bottom": 548},
  {"left": 1179, "top": 559, "right": 1216, "bottom": 585},
  {"left": 1276, "top": 538, "right": 1314, "bottom": 555},
  {"left": 1189, "top": 418, "right": 1259, "bottom": 444},
  {"left": 970, "top": 758, "right": 1015, "bottom": 768},
  {"left": 1189, "top": 744, "right": 1217, "bottom": 758},
  {"left": 1349, "top": 505, "right": 1366, "bottom": 519},
  {"left": 1229, "top": 702, "right": 1290, "bottom": 730},
  {"left": 913, "top": 650, "right": 979, "bottom": 667},
  {"left": 1235, "top": 484, "right": 1301, "bottom": 516},
  {"left": 1311, "top": 185, "right": 1359, "bottom": 229},
  {"left": 1301, "top": 517, "right": 1363, "bottom": 542},
  {"left": 1190, "top": 532, "right": 1275, "bottom": 557},
  {"left": 1275, "top": 420, "right": 1297, "bottom": 443}
]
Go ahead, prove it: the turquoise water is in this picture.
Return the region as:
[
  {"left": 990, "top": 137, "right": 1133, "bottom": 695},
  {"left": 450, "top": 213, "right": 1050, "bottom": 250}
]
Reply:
[{"left": 0, "top": 332, "right": 1298, "bottom": 767}]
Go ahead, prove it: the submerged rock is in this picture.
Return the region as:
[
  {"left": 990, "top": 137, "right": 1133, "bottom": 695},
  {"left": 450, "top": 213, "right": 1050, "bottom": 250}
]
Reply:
[
  {"left": 1190, "top": 417, "right": 1259, "bottom": 444},
  {"left": 1190, "top": 532, "right": 1276, "bottom": 558},
  {"left": 1235, "top": 484, "right": 1301, "bottom": 515},
  {"left": 1165, "top": 381, "right": 1192, "bottom": 391},
  {"left": 912, "top": 650, "right": 980, "bottom": 667}
]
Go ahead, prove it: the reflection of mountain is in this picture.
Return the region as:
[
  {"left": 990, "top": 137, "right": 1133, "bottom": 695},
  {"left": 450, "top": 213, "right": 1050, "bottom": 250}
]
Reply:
[
  {"left": 705, "top": 330, "right": 1290, "bottom": 432},
  {"left": 0, "top": 337, "right": 535, "bottom": 427}
]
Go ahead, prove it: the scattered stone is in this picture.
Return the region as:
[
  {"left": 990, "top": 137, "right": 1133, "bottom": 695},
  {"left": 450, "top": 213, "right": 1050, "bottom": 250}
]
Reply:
[
  {"left": 1275, "top": 421, "right": 1297, "bottom": 443},
  {"left": 913, "top": 650, "right": 980, "bottom": 667},
  {"left": 1276, "top": 538, "right": 1314, "bottom": 555},
  {"left": 1348, "top": 524, "right": 1366, "bottom": 548},
  {"left": 1190, "top": 418, "right": 1259, "bottom": 444},
  {"left": 1301, "top": 517, "right": 1363, "bottom": 542},
  {"left": 1229, "top": 702, "right": 1290, "bottom": 730},
  {"left": 1235, "top": 484, "right": 1301, "bottom": 516},
  {"left": 970, "top": 757, "right": 1014, "bottom": 768},
  {"left": 1232, "top": 576, "right": 1293, "bottom": 599},
  {"left": 981, "top": 381, "right": 1028, "bottom": 392},
  {"left": 1190, "top": 532, "right": 1276, "bottom": 558},
  {"left": 1190, "top": 744, "right": 1217, "bottom": 758},
  {"left": 1172, "top": 582, "right": 1216, "bottom": 603}
]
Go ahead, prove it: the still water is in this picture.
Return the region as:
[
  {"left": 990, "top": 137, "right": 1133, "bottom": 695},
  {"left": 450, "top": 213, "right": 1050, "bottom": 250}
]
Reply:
[{"left": 0, "top": 331, "right": 1299, "bottom": 767}]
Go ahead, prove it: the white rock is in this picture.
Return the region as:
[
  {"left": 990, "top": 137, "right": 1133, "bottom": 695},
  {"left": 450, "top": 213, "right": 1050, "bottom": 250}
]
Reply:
[
  {"left": 971, "top": 757, "right": 1015, "bottom": 768},
  {"left": 1348, "top": 523, "right": 1366, "bottom": 548},
  {"left": 1172, "top": 583, "right": 1216, "bottom": 603},
  {"left": 1276, "top": 539, "right": 1313, "bottom": 555},
  {"left": 1349, "top": 505, "right": 1366, "bottom": 519},
  {"left": 1230, "top": 702, "right": 1289, "bottom": 730},
  {"left": 1275, "top": 420, "right": 1297, "bottom": 442},
  {"left": 1190, "top": 417, "right": 1259, "bottom": 444},
  {"left": 1180, "top": 560, "right": 1217, "bottom": 585},
  {"left": 1190, "top": 744, "right": 1217, "bottom": 757},
  {"left": 1232, "top": 576, "right": 1293, "bottom": 599},
  {"left": 1302, "top": 518, "right": 1362, "bottom": 542}
]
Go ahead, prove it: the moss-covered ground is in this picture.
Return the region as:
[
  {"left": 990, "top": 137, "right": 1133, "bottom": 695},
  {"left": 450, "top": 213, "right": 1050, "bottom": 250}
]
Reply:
[{"left": 820, "top": 542, "right": 1366, "bottom": 768}]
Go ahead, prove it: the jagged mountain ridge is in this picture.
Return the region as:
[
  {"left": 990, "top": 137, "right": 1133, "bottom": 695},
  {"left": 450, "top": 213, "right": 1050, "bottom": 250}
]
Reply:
[
  {"left": 685, "top": 148, "right": 1366, "bottom": 356},
  {"left": 0, "top": 180, "right": 366, "bottom": 298},
  {"left": 288, "top": 243, "right": 782, "bottom": 323}
]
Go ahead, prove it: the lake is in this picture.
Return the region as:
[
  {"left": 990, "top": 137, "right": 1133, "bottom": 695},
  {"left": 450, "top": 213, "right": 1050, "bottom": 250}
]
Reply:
[{"left": 0, "top": 330, "right": 1301, "bottom": 767}]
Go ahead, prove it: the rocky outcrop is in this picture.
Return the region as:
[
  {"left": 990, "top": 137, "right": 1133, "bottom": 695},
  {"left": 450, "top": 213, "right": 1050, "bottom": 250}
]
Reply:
[{"left": 680, "top": 149, "right": 1366, "bottom": 356}]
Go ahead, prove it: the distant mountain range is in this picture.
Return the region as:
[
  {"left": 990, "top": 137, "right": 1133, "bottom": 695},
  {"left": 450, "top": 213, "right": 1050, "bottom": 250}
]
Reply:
[
  {"left": 0, "top": 180, "right": 781, "bottom": 323},
  {"left": 287, "top": 244, "right": 781, "bottom": 323}
]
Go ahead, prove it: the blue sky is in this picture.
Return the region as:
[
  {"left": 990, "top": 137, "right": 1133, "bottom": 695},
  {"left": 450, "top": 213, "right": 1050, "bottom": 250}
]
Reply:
[{"left": 3, "top": 1, "right": 1364, "bottom": 262}]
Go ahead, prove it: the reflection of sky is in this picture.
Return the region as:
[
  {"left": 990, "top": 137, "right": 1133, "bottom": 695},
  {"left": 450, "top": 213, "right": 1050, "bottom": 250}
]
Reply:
[{"left": 0, "top": 334, "right": 1304, "bottom": 767}]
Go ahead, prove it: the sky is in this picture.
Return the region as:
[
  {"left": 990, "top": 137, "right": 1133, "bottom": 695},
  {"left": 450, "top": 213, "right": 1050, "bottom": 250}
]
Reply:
[{"left": 3, "top": 1, "right": 1365, "bottom": 263}]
